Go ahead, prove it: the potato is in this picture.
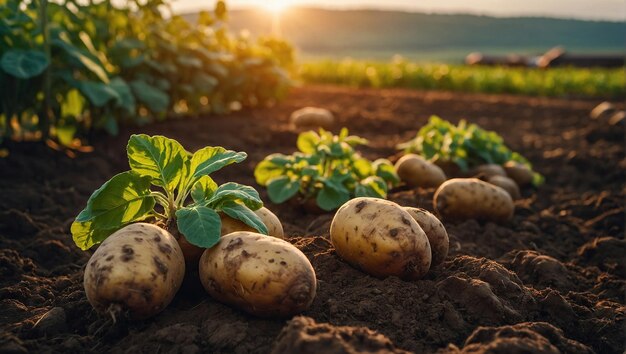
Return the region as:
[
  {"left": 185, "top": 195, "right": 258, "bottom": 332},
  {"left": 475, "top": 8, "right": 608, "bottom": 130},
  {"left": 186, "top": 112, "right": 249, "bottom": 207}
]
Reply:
[
  {"left": 84, "top": 223, "right": 185, "bottom": 320},
  {"left": 395, "top": 154, "right": 447, "bottom": 188},
  {"left": 290, "top": 107, "right": 334, "bottom": 130},
  {"left": 434, "top": 178, "right": 514, "bottom": 223},
  {"left": 469, "top": 164, "right": 506, "bottom": 178},
  {"left": 177, "top": 207, "right": 285, "bottom": 265},
  {"left": 221, "top": 207, "right": 284, "bottom": 239},
  {"left": 404, "top": 207, "right": 449, "bottom": 267},
  {"left": 330, "top": 197, "right": 432, "bottom": 279},
  {"left": 487, "top": 175, "right": 521, "bottom": 200},
  {"left": 503, "top": 161, "right": 533, "bottom": 187},
  {"left": 199, "top": 232, "right": 316, "bottom": 317}
]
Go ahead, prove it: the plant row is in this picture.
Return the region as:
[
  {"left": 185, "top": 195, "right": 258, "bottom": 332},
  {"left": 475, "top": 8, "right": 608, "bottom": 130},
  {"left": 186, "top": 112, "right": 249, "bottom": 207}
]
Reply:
[
  {"left": 0, "top": 0, "right": 293, "bottom": 147},
  {"left": 299, "top": 58, "right": 625, "bottom": 98}
]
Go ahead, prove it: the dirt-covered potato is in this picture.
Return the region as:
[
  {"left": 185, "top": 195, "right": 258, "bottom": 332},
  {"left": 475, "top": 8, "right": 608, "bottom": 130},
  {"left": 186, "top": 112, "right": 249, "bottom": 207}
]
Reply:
[
  {"left": 330, "top": 197, "right": 432, "bottom": 279},
  {"left": 84, "top": 223, "right": 185, "bottom": 320},
  {"left": 470, "top": 164, "right": 506, "bottom": 178},
  {"left": 487, "top": 175, "right": 521, "bottom": 200},
  {"left": 503, "top": 161, "right": 533, "bottom": 187},
  {"left": 403, "top": 207, "right": 449, "bottom": 267},
  {"left": 434, "top": 178, "right": 514, "bottom": 223},
  {"left": 395, "top": 154, "right": 447, "bottom": 188},
  {"left": 199, "top": 232, "right": 316, "bottom": 317},
  {"left": 290, "top": 107, "right": 334, "bottom": 130}
]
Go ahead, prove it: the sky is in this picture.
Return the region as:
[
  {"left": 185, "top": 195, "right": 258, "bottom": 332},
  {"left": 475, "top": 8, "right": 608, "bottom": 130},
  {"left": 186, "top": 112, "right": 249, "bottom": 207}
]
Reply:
[{"left": 170, "top": 0, "right": 625, "bottom": 21}]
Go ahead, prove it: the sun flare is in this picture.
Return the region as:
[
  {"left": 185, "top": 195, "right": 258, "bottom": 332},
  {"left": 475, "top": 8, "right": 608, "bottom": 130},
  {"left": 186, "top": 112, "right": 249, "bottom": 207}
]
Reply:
[{"left": 262, "top": 0, "right": 291, "bottom": 14}]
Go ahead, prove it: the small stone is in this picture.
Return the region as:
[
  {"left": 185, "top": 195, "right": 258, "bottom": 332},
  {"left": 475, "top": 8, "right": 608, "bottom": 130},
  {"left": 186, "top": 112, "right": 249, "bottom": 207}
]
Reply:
[{"left": 33, "top": 307, "right": 67, "bottom": 336}]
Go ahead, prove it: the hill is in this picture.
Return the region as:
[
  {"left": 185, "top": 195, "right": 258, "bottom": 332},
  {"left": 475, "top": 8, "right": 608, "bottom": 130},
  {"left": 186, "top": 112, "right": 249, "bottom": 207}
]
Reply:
[{"left": 183, "top": 7, "right": 624, "bottom": 62}]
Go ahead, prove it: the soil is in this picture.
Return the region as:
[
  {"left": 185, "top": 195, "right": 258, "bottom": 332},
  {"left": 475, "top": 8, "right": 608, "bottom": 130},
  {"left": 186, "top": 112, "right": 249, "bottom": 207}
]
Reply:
[{"left": 1, "top": 85, "right": 624, "bottom": 354}]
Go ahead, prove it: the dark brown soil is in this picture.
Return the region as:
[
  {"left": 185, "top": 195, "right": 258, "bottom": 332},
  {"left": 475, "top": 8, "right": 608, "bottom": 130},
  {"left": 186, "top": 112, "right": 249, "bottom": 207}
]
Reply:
[{"left": 1, "top": 85, "right": 624, "bottom": 354}]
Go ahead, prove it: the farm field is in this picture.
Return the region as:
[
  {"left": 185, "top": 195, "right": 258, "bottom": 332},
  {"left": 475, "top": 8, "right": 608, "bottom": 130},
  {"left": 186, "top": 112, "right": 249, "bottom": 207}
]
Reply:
[{"left": 1, "top": 85, "right": 624, "bottom": 353}]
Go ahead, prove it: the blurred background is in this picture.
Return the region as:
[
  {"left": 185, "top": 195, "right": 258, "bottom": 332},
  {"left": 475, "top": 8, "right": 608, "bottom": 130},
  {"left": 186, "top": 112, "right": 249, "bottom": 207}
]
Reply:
[{"left": 177, "top": 0, "right": 624, "bottom": 62}]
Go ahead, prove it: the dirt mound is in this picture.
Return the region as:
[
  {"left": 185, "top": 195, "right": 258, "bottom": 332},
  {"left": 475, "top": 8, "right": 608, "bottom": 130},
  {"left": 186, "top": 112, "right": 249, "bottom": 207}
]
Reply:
[{"left": 0, "top": 86, "right": 624, "bottom": 353}]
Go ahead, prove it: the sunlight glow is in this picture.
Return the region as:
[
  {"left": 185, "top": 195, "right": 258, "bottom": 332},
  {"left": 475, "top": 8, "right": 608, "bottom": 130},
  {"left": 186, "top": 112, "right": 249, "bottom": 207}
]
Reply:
[{"left": 262, "top": 0, "right": 291, "bottom": 14}]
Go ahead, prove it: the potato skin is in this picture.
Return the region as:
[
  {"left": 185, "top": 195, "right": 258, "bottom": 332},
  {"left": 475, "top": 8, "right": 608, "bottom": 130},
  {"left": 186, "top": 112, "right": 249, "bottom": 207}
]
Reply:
[
  {"left": 434, "top": 178, "right": 514, "bottom": 223},
  {"left": 404, "top": 207, "right": 449, "bottom": 267},
  {"left": 84, "top": 223, "right": 185, "bottom": 320},
  {"left": 330, "top": 197, "right": 432, "bottom": 280},
  {"left": 395, "top": 154, "right": 447, "bottom": 188},
  {"left": 290, "top": 107, "right": 334, "bottom": 130},
  {"left": 487, "top": 175, "right": 521, "bottom": 200},
  {"left": 503, "top": 161, "right": 533, "bottom": 187},
  {"left": 199, "top": 232, "right": 316, "bottom": 317}
]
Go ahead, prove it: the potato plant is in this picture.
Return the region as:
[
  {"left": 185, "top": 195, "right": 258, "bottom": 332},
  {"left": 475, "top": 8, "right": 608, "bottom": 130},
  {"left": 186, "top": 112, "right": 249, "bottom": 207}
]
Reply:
[
  {"left": 254, "top": 128, "right": 399, "bottom": 211},
  {"left": 71, "top": 134, "right": 267, "bottom": 253},
  {"left": 397, "top": 116, "right": 544, "bottom": 186}
]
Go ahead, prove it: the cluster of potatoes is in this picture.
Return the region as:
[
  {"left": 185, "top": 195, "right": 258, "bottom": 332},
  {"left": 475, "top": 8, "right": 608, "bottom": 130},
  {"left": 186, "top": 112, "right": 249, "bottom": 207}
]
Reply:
[
  {"left": 395, "top": 154, "right": 534, "bottom": 223},
  {"left": 330, "top": 197, "right": 449, "bottom": 279},
  {"left": 84, "top": 208, "right": 317, "bottom": 320}
]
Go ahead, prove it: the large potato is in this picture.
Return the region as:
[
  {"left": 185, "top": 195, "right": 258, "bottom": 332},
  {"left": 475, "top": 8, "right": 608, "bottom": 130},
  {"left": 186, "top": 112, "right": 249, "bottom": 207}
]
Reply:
[
  {"left": 330, "top": 197, "right": 432, "bottom": 279},
  {"left": 395, "top": 154, "right": 447, "bottom": 188},
  {"left": 434, "top": 178, "right": 514, "bottom": 223},
  {"left": 404, "top": 207, "right": 449, "bottom": 267},
  {"left": 84, "top": 223, "right": 185, "bottom": 320},
  {"left": 503, "top": 161, "right": 533, "bottom": 187},
  {"left": 199, "top": 232, "right": 316, "bottom": 317},
  {"left": 290, "top": 107, "right": 334, "bottom": 130},
  {"left": 487, "top": 175, "right": 521, "bottom": 200}
]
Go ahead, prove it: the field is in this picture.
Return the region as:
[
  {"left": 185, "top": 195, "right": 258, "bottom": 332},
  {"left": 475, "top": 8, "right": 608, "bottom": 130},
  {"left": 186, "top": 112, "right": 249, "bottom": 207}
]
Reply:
[
  {"left": 1, "top": 85, "right": 624, "bottom": 353},
  {"left": 299, "top": 60, "right": 626, "bottom": 98}
]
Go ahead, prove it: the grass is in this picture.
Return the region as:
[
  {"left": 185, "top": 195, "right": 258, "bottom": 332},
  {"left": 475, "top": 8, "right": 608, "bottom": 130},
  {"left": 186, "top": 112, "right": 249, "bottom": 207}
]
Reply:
[{"left": 298, "top": 59, "right": 625, "bottom": 98}]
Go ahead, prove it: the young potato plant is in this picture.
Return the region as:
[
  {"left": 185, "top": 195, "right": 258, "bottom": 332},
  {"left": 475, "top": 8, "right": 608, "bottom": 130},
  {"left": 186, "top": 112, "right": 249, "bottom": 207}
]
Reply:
[
  {"left": 255, "top": 128, "right": 399, "bottom": 211},
  {"left": 71, "top": 134, "right": 267, "bottom": 251},
  {"left": 397, "top": 115, "right": 544, "bottom": 186}
]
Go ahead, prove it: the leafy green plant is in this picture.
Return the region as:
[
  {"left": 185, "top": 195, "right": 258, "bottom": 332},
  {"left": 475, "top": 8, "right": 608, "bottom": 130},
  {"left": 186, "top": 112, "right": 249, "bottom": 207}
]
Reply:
[
  {"left": 71, "top": 134, "right": 267, "bottom": 250},
  {"left": 1, "top": 0, "right": 293, "bottom": 148},
  {"left": 397, "top": 115, "right": 544, "bottom": 185},
  {"left": 255, "top": 128, "right": 399, "bottom": 211}
]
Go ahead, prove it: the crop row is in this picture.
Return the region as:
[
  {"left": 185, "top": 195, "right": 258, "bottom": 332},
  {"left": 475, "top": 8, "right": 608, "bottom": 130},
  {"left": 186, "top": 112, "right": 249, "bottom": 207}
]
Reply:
[
  {"left": 299, "top": 58, "right": 625, "bottom": 98},
  {"left": 0, "top": 0, "right": 293, "bottom": 147}
]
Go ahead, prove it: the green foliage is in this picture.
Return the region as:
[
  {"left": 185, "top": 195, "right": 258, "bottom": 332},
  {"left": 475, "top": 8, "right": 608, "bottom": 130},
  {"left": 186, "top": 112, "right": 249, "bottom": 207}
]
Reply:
[
  {"left": 71, "top": 134, "right": 266, "bottom": 250},
  {"left": 299, "top": 59, "right": 625, "bottom": 99},
  {"left": 397, "top": 116, "right": 544, "bottom": 186},
  {"left": 255, "top": 128, "right": 399, "bottom": 211},
  {"left": 0, "top": 0, "right": 293, "bottom": 147}
]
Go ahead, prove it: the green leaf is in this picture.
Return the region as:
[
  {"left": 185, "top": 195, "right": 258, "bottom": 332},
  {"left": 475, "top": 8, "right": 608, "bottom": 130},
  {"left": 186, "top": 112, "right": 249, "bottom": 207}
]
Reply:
[
  {"left": 129, "top": 80, "right": 169, "bottom": 113},
  {"left": 267, "top": 176, "right": 300, "bottom": 203},
  {"left": 60, "top": 89, "right": 85, "bottom": 118},
  {"left": 127, "top": 134, "right": 188, "bottom": 191},
  {"left": 254, "top": 159, "right": 286, "bottom": 186},
  {"left": 109, "top": 77, "right": 136, "bottom": 114},
  {"left": 358, "top": 176, "right": 388, "bottom": 198},
  {"left": 316, "top": 186, "right": 350, "bottom": 211},
  {"left": 190, "top": 146, "right": 247, "bottom": 178},
  {"left": 221, "top": 201, "right": 268, "bottom": 235},
  {"left": 78, "top": 81, "right": 120, "bottom": 107},
  {"left": 297, "top": 131, "right": 319, "bottom": 153},
  {"left": 52, "top": 38, "right": 109, "bottom": 83},
  {"left": 71, "top": 172, "right": 155, "bottom": 250},
  {"left": 208, "top": 182, "right": 263, "bottom": 210},
  {"left": 373, "top": 159, "right": 400, "bottom": 185},
  {"left": 176, "top": 205, "right": 221, "bottom": 248},
  {"left": 70, "top": 220, "right": 118, "bottom": 251},
  {"left": 191, "top": 175, "right": 218, "bottom": 203},
  {"left": 1, "top": 49, "right": 49, "bottom": 79}
]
